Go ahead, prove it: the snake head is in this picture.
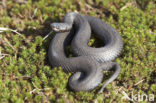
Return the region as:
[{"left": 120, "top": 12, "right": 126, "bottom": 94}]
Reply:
[{"left": 51, "top": 23, "right": 72, "bottom": 32}]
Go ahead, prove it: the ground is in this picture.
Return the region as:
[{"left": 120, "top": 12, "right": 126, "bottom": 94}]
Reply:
[{"left": 0, "top": 0, "right": 155, "bottom": 103}]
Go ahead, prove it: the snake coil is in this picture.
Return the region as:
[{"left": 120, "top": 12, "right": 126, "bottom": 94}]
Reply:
[{"left": 48, "top": 12, "right": 123, "bottom": 93}]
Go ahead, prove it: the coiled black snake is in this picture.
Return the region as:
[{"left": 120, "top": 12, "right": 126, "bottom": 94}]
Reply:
[{"left": 48, "top": 12, "right": 123, "bottom": 93}]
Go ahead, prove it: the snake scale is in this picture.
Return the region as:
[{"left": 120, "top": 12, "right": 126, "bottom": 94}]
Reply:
[{"left": 48, "top": 12, "right": 123, "bottom": 93}]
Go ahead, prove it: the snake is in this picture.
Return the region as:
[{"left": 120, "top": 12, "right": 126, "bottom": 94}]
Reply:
[{"left": 48, "top": 12, "right": 123, "bottom": 93}]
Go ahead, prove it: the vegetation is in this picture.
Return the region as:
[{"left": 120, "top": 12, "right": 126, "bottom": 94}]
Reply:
[{"left": 0, "top": 0, "right": 155, "bottom": 102}]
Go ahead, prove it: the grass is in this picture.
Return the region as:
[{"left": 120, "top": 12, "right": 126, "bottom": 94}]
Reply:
[{"left": 0, "top": 0, "right": 155, "bottom": 103}]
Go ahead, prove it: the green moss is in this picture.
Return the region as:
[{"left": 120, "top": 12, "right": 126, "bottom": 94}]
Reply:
[{"left": 0, "top": 0, "right": 155, "bottom": 102}]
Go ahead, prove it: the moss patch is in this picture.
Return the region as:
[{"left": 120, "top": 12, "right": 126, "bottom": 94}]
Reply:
[{"left": 0, "top": 0, "right": 155, "bottom": 102}]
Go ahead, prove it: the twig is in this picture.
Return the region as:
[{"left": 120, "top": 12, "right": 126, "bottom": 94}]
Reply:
[
  {"left": 120, "top": 3, "right": 132, "bottom": 11},
  {"left": 3, "top": 37, "right": 17, "bottom": 52},
  {"left": 12, "top": 75, "right": 32, "bottom": 79},
  {"left": 0, "top": 27, "right": 9, "bottom": 32},
  {"left": 0, "top": 55, "right": 5, "bottom": 59},
  {"left": 0, "top": 73, "right": 32, "bottom": 79},
  {"left": 30, "top": 88, "right": 50, "bottom": 102},
  {"left": 0, "top": 27, "right": 22, "bottom": 36},
  {"left": 30, "top": 88, "right": 37, "bottom": 94},
  {"left": 0, "top": 53, "right": 9, "bottom": 56},
  {"left": 2, "top": 0, "right": 6, "bottom": 8},
  {"left": 30, "top": 88, "right": 51, "bottom": 94},
  {"left": 32, "top": 8, "right": 38, "bottom": 19},
  {"left": 0, "top": 73, "right": 10, "bottom": 76},
  {"left": 0, "top": 54, "right": 9, "bottom": 59},
  {"left": 30, "top": 82, "right": 50, "bottom": 102},
  {"left": 10, "top": 29, "right": 22, "bottom": 36},
  {"left": 43, "top": 31, "right": 53, "bottom": 40},
  {"left": 134, "top": 79, "right": 144, "bottom": 86},
  {"left": 14, "top": 0, "right": 27, "bottom": 4}
]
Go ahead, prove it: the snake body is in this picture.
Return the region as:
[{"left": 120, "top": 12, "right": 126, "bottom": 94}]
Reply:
[{"left": 48, "top": 12, "right": 123, "bottom": 92}]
